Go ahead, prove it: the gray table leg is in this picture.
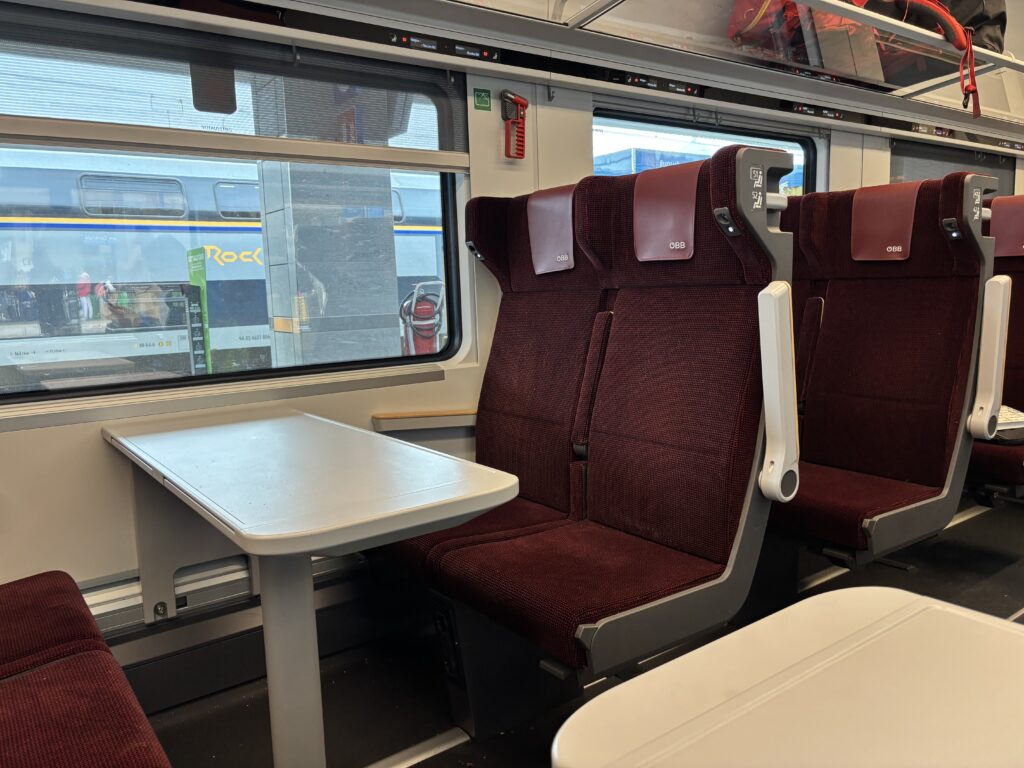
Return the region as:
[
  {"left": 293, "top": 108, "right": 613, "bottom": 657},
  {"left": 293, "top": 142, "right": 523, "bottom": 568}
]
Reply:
[{"left": 260, "top": 554, "right": 327, "bottom": 768}]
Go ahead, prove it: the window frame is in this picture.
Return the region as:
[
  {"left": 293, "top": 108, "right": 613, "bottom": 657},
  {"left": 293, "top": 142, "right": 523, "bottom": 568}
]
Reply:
[
  {"left": 0, "top": 12, "right": 468, "bottom": 406},
  {"left": 214, "top": 181, "right": 261, "bottom": 221},
  {"left": 0, "top": 165, "right": 462, "bottom": 406},
  {"left": 889, "top": 137, "right": 1015, "bottom": 192},
  {"left": 592, "top": 108, "right": 818, "bottom": 195},
  {"left": 77, "top": 173, "right": 189, "bottom": 219}
]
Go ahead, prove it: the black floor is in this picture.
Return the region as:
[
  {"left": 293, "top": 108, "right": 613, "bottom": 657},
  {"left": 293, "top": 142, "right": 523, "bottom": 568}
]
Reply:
[
  {"left": 151, "top": 499, "right": 1024, "bottom": 768},
  {"left": 151, "top": 635, "right": 453, "bottom": 768},
  {"left": 805, "top": 501, "right": 1024, "bottom": 618}
]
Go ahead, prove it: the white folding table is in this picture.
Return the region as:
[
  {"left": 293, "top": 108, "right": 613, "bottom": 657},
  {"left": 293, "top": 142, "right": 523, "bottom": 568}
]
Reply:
[
  {"left": 104, "top": 408, "right": 518, "bottom": 768},
  {"left": 553, "top": 587, "right": 1024, "bottom": 768}
]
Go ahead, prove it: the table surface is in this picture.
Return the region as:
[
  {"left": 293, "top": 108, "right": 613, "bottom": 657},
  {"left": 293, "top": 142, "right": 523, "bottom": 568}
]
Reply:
[
  {"left": 553, "top": 586, "right": 1024, "bottom": 768},
  {"left": 104, "top": 408, "right": 518, "bottom": 556}
]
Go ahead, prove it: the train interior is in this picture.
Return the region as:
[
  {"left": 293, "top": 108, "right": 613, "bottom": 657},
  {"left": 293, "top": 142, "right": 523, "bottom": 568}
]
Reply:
[{"left": 3, "top": 0, "right": 1024, "bottom": 766}]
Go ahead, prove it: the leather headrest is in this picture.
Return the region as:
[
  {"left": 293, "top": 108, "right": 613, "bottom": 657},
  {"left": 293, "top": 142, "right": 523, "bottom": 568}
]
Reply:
[
  {"left": 851, "top": 181, "right": 923, "bottom": 261},
  {"left": 991, "top": 196, "right": 1024, "bottom": 258},
  {"left": 632, "top": 161, "right": 702, "bottom": 262},
  {"left": 527, "top": 185, "right": 576, "bottom": 275}
]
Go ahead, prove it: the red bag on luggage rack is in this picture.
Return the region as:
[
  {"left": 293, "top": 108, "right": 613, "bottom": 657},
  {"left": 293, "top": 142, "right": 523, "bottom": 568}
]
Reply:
[
  {"left": 727, "top": 0, "right": 803, "bottom": 48},
  {"left": 727, "top": 0, "right": 869, "bottom": 59}
]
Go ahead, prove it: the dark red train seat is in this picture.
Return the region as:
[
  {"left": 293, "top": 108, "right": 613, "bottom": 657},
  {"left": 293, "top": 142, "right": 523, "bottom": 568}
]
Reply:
[
  {"left": 381, "top": 185, "right": 609, "bottom": 573},
  {"left": 970, "top": 196, "right": 1024, "bottom": 489},
  {"left": 0, "top": 570, "right": 108, "bottom": 679},
  {"left": 0, "top": 572, "right": 171, "bottom": 768},
  {"left": 782, "top": 193, "right": 828, "bottom": 410},
  {"left": 433, "top": 146, "right": 795, "bottom": 673},
  {"left": 774, "top": 174, "right": 995, "bottom": 560}
]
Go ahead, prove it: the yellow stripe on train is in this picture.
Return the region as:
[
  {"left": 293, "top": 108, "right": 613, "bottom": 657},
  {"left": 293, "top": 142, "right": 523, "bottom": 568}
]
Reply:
[
  {"left": 0, "top": 217, "right": 263, "bottom": 228},
  {"left": 0, "top": 217, "right": 443, "bottom": 232}
]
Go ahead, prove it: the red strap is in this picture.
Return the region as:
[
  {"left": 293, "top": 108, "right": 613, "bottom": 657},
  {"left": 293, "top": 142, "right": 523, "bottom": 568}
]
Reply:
[
  {"left": 960, "top": 27, "right": 982, "bottom": 119},
  {"left": 893, "top": 0, "right": 967, "bottom": 48}
]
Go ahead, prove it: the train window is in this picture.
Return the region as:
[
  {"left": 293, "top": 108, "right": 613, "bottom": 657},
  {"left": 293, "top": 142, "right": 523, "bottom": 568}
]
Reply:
[
  {"left": 890, "top": 139, "right": 1015, "bottom": 193},
  {"left": 593, "top": 114, "right": 810, "bottom": 195},
  {"left": 0, "top": 146, "right": 452, "bottom": 398},
  {"left": 0, "top": 4, "right": 467, "bottom": 153},
  {"left": 0, "top": 4, "right": 464, "bottom": 401},
  {"left": 214, "top": 183, "right": 261, "bottom": 221},
  {"left": 79, "top": 175, "right": 187, "bottom": 218}
]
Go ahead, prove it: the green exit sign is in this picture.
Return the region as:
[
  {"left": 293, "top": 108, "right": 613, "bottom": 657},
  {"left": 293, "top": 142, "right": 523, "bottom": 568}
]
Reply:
[{"left": 473, "top": 88, "right": 492, "bottom": 111}]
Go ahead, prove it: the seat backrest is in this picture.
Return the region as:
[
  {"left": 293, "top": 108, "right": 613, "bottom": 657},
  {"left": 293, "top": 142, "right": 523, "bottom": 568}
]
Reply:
[
  {"left": 783, "top": 194, "right": 829, "bottom": 403},
  {"left": 573, "top": 146, "right": 780, "bottom": 565},
  {"left": 987, "top": 196, "right": 1024, "bottom": 408},
  {"left": 466, "top": 187, "right": 605, "bottom": 516},
  {"left": 798, "top": 176, "right": 981, "bottom": 488}
]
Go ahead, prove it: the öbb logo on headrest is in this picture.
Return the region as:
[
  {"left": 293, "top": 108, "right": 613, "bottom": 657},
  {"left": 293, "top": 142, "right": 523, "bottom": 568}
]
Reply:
[
  {"left": 555, "top": 253, "right": 570, "bottom": 262},
  {"left": 886, "top": 245, "right": 904, "bottom": 254},
  {"left": 669, "top": 241, "right": 688, "bottom": 250}
]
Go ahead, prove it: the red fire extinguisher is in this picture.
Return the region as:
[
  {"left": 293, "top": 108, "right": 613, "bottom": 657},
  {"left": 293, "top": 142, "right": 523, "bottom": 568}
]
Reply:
[
  {"left": 501, "top": 90, "right": 529, "bottom": 159},
  {"left": 400, "top": 281, "right": 446, "bottom": 356}
]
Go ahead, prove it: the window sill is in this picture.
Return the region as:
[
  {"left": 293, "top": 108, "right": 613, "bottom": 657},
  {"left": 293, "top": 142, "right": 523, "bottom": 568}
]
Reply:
[
  {"left": 0, "top": 363, "right": 445, "bottom": 433},
  {"left": 372, "top": 409, "right": 477, "bottom": 432}
]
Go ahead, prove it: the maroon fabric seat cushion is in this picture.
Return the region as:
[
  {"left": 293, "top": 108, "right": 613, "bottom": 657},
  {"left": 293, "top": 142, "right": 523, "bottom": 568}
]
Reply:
[
  {"left": 584, "top": 284, "right": 763, "bottom": 564},
  {"left": 572, "top": 149, "right": 769, "bottom": 565},
  {"left": 799, "top": 182, "right": 978, "bottom": 490},
  {"left": 381, "top": 497, "right": 569, "bottom": 576},
  {"left": 435, "top": 521, "right": 723, "bottom": 667},
  {"left": 774, "top": 177, "right": 980, "bottom": 551},
  {"left": 968, "top": 231, "right": 1024, "bottom": 486},
  {"left": 995, "top": 255, "right": 1024, "bottom": 410},
  {"left": 969, "top": 442, "right": 1024, "bottom": 486},
  {"left": 0, "top": 571, "right": 108, "bottom": 680},
  {"left": 773, "top": 462, "right": 941, "bottom": 550},
  {"left": 375, "top": 191, "right": 605, "bottom": 573},
  {"left": 474, "top": 289, "right": 602, "bottom": 513},
  {"left": 0, "top": 650, "right": 171, "bottom": 768}
]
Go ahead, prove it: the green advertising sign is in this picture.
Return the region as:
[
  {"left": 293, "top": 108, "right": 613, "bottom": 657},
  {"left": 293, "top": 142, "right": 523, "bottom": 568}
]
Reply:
[{"left": 186, "top": 247, "right": 212, "bottom": 375}]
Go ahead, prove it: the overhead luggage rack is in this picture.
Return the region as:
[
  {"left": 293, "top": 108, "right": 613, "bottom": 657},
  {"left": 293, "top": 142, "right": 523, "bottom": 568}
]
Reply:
[{"left": 447, "top": 0, "right": 1024, "bottom": 124}]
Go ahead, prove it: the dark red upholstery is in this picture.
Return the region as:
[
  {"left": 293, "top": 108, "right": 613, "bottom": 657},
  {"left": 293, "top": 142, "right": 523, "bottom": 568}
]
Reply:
[
  {"left": 435, "top": 147, "right": 777, "bottom": 666},
  {"left": 780, "top": 463, "right": 940, "bottom": 549},
  {"left": 388, "top": 497, "right": 569, "bottom": 576},
  {"left": 774, "top": 176, "right": 980, "bottom": 550},
  {"left": 436, "top": 522, "right": 722, "bottom": 667},
  {"left": 0, "top": 651, "right": 171, "bottom": 768},
  {"left": 968, "top": 196, "right": 1024, "bottom": 487},
  {"left": 575, "top": 149, "right": 768, "bottom": 564},
  {"left": 970, "top": 441, "right": 1024, "bottom": 486},
  {"left": 383, "top": 189, "right": 606, "bottom": 571},
  {"left": 0, "top": 571, "right": 108, "bottom": 680},
  {"left": 997, "top": 253, "right": 1024, "bottom": 410}
]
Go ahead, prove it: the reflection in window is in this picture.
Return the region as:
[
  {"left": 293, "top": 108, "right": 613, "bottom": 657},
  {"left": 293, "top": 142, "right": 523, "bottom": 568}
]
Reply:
[
  {"left": 0, "top": 147, "right": 449, "bottom": 397},
  {"left": 0, "top": 3, "right": 466, "bottom": 152},
  {"left": 890, "top": 139, "right": 1014, "bottom": 194},
  {"left": 80, "top": 175, "right": 187, "bottom": 218},
  {"left": 593, "top": 115, "right": 808, "bottom": 195},
  {"left": 214, "top": 183, "right": 261, "bottom": 221}
]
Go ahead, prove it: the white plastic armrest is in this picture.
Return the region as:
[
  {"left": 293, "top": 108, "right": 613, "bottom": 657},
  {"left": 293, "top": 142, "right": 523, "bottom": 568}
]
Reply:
[
  {"left": 968, "top": 275, "right": 1012, "bottom": 440},
  {"left": 758, "top": 281, "right": 800, "bottom": 503}
]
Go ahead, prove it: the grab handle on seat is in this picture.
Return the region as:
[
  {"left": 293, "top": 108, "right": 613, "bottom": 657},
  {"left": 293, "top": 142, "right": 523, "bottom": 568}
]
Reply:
[
  {"left": 758, "top": 281, "right": 800, "bottom": 503},
  {"left": 969, "top": 275, "right": 1012, "bottom": 440}
]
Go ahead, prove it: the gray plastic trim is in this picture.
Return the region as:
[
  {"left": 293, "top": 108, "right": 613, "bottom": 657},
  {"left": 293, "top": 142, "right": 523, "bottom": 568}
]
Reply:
[{"left": 574, "top": 148, "right": 796, "bottom": 675}]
